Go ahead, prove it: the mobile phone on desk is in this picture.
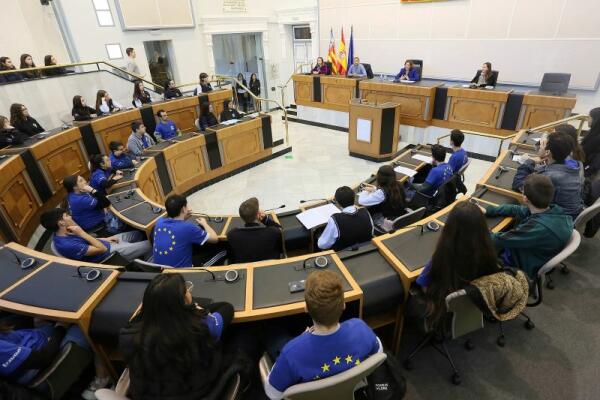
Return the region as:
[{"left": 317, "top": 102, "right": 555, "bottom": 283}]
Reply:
[{"left": 289, "top": 279, "right": 306, "bottom": 293}]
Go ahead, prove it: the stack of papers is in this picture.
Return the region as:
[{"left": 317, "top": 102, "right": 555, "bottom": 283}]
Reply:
[
  {"left": 412, "top": 154, "right": 432, "bottom": 163},
  {"left": 221, "top": 119, "right": 239, "bottom": 126},
  {"left": 393, "top": 165, "right": 417, "bottom": 177},
  {"left": 296, "top": 203, "right": 340, "bottom": 230}
]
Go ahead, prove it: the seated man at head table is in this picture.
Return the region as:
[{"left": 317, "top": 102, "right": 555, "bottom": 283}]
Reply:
[
  {"left": 358, "top": 165, "right": 407, "bottom": 231},
  {"left": 409, "top": 144, "right": 454, "bottom": 197},
  {"left": 127, "top": 121, "right": 155, "bottom": 158},
  {"left": 264, "top": 269, "right": 383, "bottom": 399},
  {"left": 154, "top": 109, "right": 179, "bottom": 141},
  {"left": 152, "top": 194, "right": 220, "bottom": 268},
  {"left": 448, "top": 129, "right": 469, "bottom": 174},
  {"left": 394, "top": 60, "right": 420, "bottom": 82},
  {"left": 41, "top": 208, "right": 152, "bottom": 263},
  {"left": 109, "top": 140, "right": 139, "bottom": 170},
  {"left": 347, "top": 57, "right": 367, "bottom": 78},
  {"left": 479, "top": 174, "right": 573, "bottom": 279},
  {"left": 512, "top": 131, "right": 584, "bottom": 219},
  {"left": 318, "top": 186, "right": 373, "bottom": 251},
  {"left": 227, "top": 197, "right": 282, "bottom": 263}
]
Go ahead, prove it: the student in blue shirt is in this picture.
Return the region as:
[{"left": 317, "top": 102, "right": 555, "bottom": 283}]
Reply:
[
  {"left": 89, "top": 154, "right": 123, "bottom": 195},
  {"left": 318, "top": 186, "right": 373, "bottom": 250},
  {"left": 412, "top": 144, "right": 454, "bottom": 196},
  {"left": 448, "top": 129, "right": 469, "bottom": 174},
  {"left": 154, "top": 109, "right": 179, "bottom": 141},
  {"left": 265, "top": 270, "right": 382, "bottom": 398},
  {"left": 119, "top": 274, "right": 236, "bottom": 399},
  {"left": 347, "top": 57, "right": 367, "bottom": 78},
  {"left": 64, "top": 174, "right": 109, "bottom": 231},
  {"left": 153, "top": 194, "right": 219, "bottom": 268},
  {"left": 395, "top": 60, "right": 420, "bottom": 81},
  {"left": 109, "top": 140, "right": 138, "bottom": 170},
  {"left": 41, "top": 208, "right": 152, "bottom": 263}
]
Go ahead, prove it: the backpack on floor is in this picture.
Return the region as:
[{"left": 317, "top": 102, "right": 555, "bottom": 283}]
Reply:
[{"left": 357, "top": 350, "right": 407, "bottom": 400}]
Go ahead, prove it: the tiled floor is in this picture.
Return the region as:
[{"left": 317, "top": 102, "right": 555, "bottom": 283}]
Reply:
[{"left": 186, "top": 110, "right": 493, "bottom": 215}]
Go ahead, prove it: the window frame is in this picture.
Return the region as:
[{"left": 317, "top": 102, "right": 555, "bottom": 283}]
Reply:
[
  {"left": 105, "top": 43, "right": 124, "bottom": 60},
  {"left": 92, "top": 0, "right": 115, "bottom": 27}
]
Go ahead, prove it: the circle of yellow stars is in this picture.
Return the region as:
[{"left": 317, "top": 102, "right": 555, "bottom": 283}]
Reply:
[
  {"left": 314, "top": 355, "right": 360, "bottom": 380},
  {"left": 154, "top": 227, "right": 176, "bottom": 255}
]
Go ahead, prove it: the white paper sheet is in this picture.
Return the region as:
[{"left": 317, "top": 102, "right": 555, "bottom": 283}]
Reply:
[
  {"left": 356, "top": 119, "right": 372, "bottom": 142},
  {"left": 296, "top": 203, "right": 341, "bottom": 230},
  {"left": 393, "top": 165, "right": 417, "bottom": 177},
  {"left": 220, "top": 119, "right": 239, "bottom": 126},
  {"left": 412, "top": 154, "right": 432, "bottom": 163}
]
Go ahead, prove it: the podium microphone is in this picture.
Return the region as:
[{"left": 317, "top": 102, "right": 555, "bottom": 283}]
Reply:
[
  {"left": 494, "top": 166, "right": 509, "bottom": 179},
  {"left": 264, "top": 204, "right": 285, "bottom": 212},
  {"left": 299, "top": 198, "right": 329, "bottom": 204}
]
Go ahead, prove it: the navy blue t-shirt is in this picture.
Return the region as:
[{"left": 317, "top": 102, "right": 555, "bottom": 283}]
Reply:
[
  {"left": 424, "top": 162, "right": 454, "bottom": 195},
  {"left": 268, "top": 318, "right": 380, "bottom": 392},
  {"left": 448, "top": 148, "right": 468, "bottom": 174},
  {"left": 90, "top": 168, "right": 111, "bottom": 194},
  {"left": 53, "top": 234, "right": 111, "bottom": 262},
  {"left": 110, "top": 153, "right": 134, "bottom": 170},
  {"left": 67, "top": 192, "right": 105, "bottom": 230},
  {"left": 0, "top": 329, "right": 48, "bottom": 378},
  {"left": 155, "top": 120, "right": 178, "bottom": 140},
  {"left": 153, "top": 218, "right": 208, "bottom": 268}
]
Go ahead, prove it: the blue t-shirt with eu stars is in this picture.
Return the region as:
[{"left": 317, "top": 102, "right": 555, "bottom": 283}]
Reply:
[
  {"left": 424, "top": 162, "right": 454, "bottom": 195},
  {"left": 268, "top": 318, "right": 381, "bottom": 393},
  {"left": 152, "top": 218, "right": 209, "bottom": 268}
]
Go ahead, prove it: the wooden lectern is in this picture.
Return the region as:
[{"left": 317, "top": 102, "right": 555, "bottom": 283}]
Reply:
[{"left": 348, "top": 99, "right": 401, "bottom": 162}]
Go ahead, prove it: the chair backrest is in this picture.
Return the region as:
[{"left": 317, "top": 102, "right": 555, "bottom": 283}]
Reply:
[
  {"left": 407, "top": 59, "right": 423, "bottom": 80},
  {"left": 433, "top": 175, "right": 459, "bottom": 210},
  {"left": 132, "top": 258, "right": 173, "bottom": 272},
  {"left": 445, "top": 289, "right": 484, "bottom": 339},
  {"left": 324, "top": 61, "right": 333, "bottom": 75},
  {"left": 50, "top": 241, "right": 62, "bottom": 257},
  {"left": 282, "top": 352, "right": 387, "bottom": 400},
  {"left": 537, "top": 230, "right": 581, "bottom": 278},
  {"left": 574, "top": 198, "right": 600, "bottom": 234},
  {"left": 393, "top": 207, "right": 427, "bottom": 230},
  {"left": 540, "top": 73, "right": 571, "bottom": 94},
  {"left": 457, "top": 159, "right": 471, "bottom": 176},
  {"left": 362, "top": 63, "right": 374, "bottom": 79}
]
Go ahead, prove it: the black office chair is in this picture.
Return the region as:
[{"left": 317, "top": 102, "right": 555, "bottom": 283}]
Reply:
[
  {"left": 362, "top": 63, "right": 374, "bottom": 79},
  {"left": 539, "top": 73, "right": 571, "bottom": 95},
  {"left": 324, "top": 61, "right": 333, "bottom": 75},
  {"left": 410, "top": 176, "right": 460, "bottom": 216},
  {"left": 407, "top": 59, "right": 423, "bottom": 81}
]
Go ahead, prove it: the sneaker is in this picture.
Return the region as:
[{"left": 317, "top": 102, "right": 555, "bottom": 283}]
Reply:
[{"left": 81, "top": 376, "right": 110, "bottom": 400}]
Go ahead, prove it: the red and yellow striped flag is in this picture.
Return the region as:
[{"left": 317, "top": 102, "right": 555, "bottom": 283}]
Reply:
[
  {"left": 338, "top": 28, "right": 347, "bottom": 75},
  {"left": 327, "top": 28, "right": 340, "bottom": 74}
]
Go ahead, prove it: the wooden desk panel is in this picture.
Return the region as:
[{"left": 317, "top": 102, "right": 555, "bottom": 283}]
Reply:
[
  {"left": 216, "top": 119, "right": 264, "bottom": 165},
  {"left": 293, "top": 74, "right": 315, "bottom": 106},
  {"left": 91, "top": 109, "right": 142, "bottom": 154},
  {"left": 135, "top": 158, "right": 163, "bottom": 204},
  {"left": 163, "top": 136, "right": 208, "bottom": 194},
  {"left": 206, "top": 89, "right": 233, "bottom": 119},
  {"left": 152, "top": 97, "right": 199, "bottom": 134},
  {"left": 320, "top": 76, "right": 358, "bottom": 112},
  {"left": 446, "top": 88, "right": 510, "bottom": 129},
  {"left": 0, "top": 156, "right": 41, "bottom": 242},
  {"left": 520, "top": 92, "right": 577, "bottom": 129}
]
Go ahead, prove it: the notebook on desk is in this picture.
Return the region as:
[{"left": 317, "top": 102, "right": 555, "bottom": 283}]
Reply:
[{"left": 296, "top": 203, "right": 341, "bottom": 230}]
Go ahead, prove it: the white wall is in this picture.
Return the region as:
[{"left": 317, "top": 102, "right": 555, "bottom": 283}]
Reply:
[
  {"left": 53, "top": 0, "right": 317, "bottom": 106},
  {"left": 0, "top": 0, "right": 69, "bottom": 66},
  {"left": 319, "top": 0, "right": 600, "bottom": 89}
]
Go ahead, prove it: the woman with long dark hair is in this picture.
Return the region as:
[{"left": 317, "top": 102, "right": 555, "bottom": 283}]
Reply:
[
  {"left": 249, "top": 72, "right": 261, "bottom": 111},
  {"left": 71, "top": 95, "right": 97, "bottom": 121},
  {"left": 95, "top": 90, "right": 123, "bottom": 116},
  {"left": 132, "top": 80, "right": 152, "bottom": 108},
  {"left": 471, "top": 61, "right": 497, "bottom": 87},
  {"left": 19, "top": 54, "right": 41, "bottom": 79},
  {"left": 416, "top": 201, "right": 500, "bottom": 325},
  {"left": 163, "top": 79, "right": 182, "bottom": 100},
  {"left": 9, "top": 103, "right": 44, "bottom": 136},
  {"left": 194, "top": 72, "right": 213, "bottom": 95},
  {"left": 43, "top": 54, "right": 67, "bottom": 76},
  {"left": 358, "top": 165, "right": 407, "bottom": 228},
  {"left": 119, "top": 273, "right": 235, "bottom": 399},
  {"left": 220, "top": 99, "right": 242, "bottom": 122},
  {"left": 0, "top": 115, "right": 28, "bottom": 147},
  {"left": 0, "top": 57, "right": 23, "bottom": 83},
  {"left": 395, "top": 60, "right": 419, "bottom": 81},
  {"left": 583, "top": 107, "right": 600, "bottom": 177},
  {"left": 236, "top": 73, "right": 249, "bottom": 113},
  {"left": 196, "top": 102, "right": 218, "bottom": 132}
]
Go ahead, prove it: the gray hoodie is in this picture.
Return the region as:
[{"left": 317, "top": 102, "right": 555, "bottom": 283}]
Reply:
[{"left": 513, "top": 159, "right": 584, "bottom": 218}]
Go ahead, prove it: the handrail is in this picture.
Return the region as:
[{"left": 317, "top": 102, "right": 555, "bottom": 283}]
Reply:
[
  {"left": 0, "top": 59, "right": 161, "bottom": 91},
  {"left": 529, "top": 113, "right": 589, "bottom": 138},
  {"left": 214, "top": 74, "right": 289, "bottom": 146},
  {"left": 279, "top": 63, "right": 313, "bottom": 107}
]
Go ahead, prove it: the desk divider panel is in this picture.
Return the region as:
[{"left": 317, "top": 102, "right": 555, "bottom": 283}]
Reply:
[
  {"left": 204, "top": 132, "right": 222, "bottom": 170},
  {"left": 78, "top": 123, "right": 102, "bottom": 156},
  {"left": 312, "top": 76, "right": 321, "bottom": 102},
  {"left": 20, "top": 150, "right": 52, "bottom": 202},
  {"left": 432, "top": 87, "right": 448, "bottom": 120},
  {"left": 261, "top": 116, "right": 273, "bottom": 149},
  {"left": 501, "top": 93, "right": 524, "bottom": 131},
  {"left": 252, "top": 255, "right": 351, "bottom": 309},
  {"left": 139, "top": 106, "right": 157, "bottom": 141},
  {"left": 379, "top": 107, "right": 396, "bottom": 155},
  {"left": 1, "top": 263, "right": 109, "bottom": 312},
  {"left": 180, "top": 270, "right": 246, "bottom": 311},
  {"left": 153, "top": 152, "right": 173, "bottom": 195}
]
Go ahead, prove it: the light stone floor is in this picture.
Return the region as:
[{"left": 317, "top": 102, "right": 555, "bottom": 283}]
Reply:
[{"left": 186, "top": 110, "right": 493, "bottom": 215}]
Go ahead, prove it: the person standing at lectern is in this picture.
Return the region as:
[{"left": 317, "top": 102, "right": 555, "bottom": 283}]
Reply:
[
  {"left": 311, "top": 57, "right": 330, "bottom": 75},
  {"left": 395, "top": 60, "right": 419, "bottom": 81},
  {"left": 347, "top": 57, "right": 367, "bottom": 78},
  {"left": 318, "top": 186, "right": 373, "bottom": 251}
]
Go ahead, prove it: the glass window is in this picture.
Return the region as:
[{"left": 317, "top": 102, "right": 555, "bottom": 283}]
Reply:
[
  {"left": 105, "top": 44, "right": 123, "bottom": 60},
  {"left": 92, "top": 0, "right": 114, "bottom": 26},
  {"left": 293, "top": 26, "right": 311, "bottom": 40}
]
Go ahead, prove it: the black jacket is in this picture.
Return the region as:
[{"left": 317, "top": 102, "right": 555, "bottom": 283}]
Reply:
[
  {"left": 220, "top": 108, "right": 242, "bottom": 122},
  {"left": 582, "top": 132, "right": 600, "bottom": 177},
  {"left": 0, "top": 128, "right": 28, "bottom": 147},
  {"left": 164, "top": 88, "right": 182, "bottom": 100},
  {"left": 72, "top": 106, "right": 96, "bottom": 121},
  {"left": 12, "top": 117, "right": 44, "bottom": 136},
  {"left": 0, "top": 67, "right": 23, "bottom": 83},
  {"left": 43, "top": 66, "right": 67, "bottom": 77},
  {"left": 227, "top": 217, "right": 282, "bottom": 263},
  {"left": 471, "top": 70, "right": 498, "bottom": 87},
  {"left": 249, "top": 79, "right": 260, "bottom": 96}
]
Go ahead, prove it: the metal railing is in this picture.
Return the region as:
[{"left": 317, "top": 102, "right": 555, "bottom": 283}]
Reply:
[
  {"left": 279, "top": 63, "right": 313, "bottom": 108},
  {"left": 527, "top": 113, "right": 590, "bottom": 138}
]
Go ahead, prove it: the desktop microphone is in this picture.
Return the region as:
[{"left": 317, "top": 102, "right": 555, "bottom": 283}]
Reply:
[
  {"left": 192, "top": 213, "right": 224, "bottom": 223},
  {"left": 197, "top": 268, "right": 217, "bottom": 281},
  {"left": 299, "top": 198, "right": 329, "bottom": 204},
  {"left": 296, "top": 256, "right": 329, "bottom": 271},
  {"left": 522, "top": 129, "right": 535, "bottom": 143},
  {"left": 264, "top": 205, "right": 285, "bottom": 212},
  {"left": 4, "top": 248, "right": 37, "bottom": 269},
  {"left": 416, "top": 221, "right": 441, "bottom": 236},
  {"left": 149, "top": 203, "right": 163, "bottom": 214},
  {"left": 494, "top": 166, "right": 509, "bottom": 179}
]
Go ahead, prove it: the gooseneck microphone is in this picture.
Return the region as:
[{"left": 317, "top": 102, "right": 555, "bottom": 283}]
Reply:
[
  {"left": 197, "top": 268, "right": 216, "bottom": 281},
  {"left": 299, "top": 198, "right": 329, "bottom": 204},
  {"left": 264, "top": 205, "right": 285, "bottom": 212},
  {"left": 495, "top": 166, "right": 509, "bottom": 179},
  {"left": 4, "top": 248, "right": 37, "bottom": 270}
]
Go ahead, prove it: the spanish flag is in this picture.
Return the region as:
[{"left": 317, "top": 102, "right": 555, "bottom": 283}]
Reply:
[
  {"left": 327, "top": 29, "right": 339, "bottom": 74},
  {"left": 338, "top": 28, "right": 348, "bottom": 75}
]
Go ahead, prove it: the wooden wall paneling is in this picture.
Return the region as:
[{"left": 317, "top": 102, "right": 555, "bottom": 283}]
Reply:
[
  {"left": 217, "top": 120, "right": 263, "bottom": 165},
  {"left": 293, "top": 74, "right": 314, "bottom": 105},
  {"left": 163, "top": 136, "right": 207, "bottom": 194},
  {"left": 448, "top": 98, "right": 502, "bottom": 128},
  {"left": 91, "top": 109, "right": 142, "bottom": 154}
]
